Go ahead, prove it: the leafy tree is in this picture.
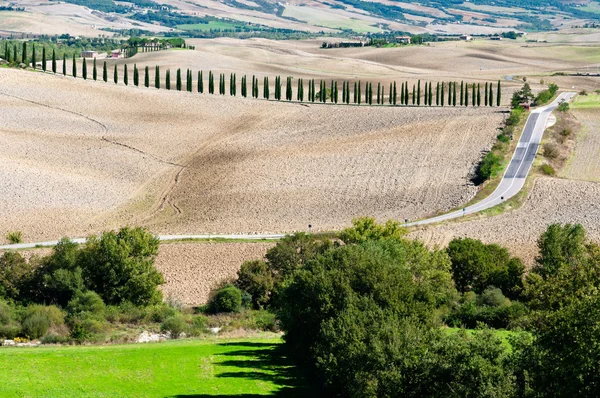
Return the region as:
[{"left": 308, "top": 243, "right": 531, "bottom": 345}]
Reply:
[
  {"left": 447, "top": 238, "right": 524, "bottom": 299},
  {"left": 208, "top": 285, "right": 242, "bottom": 313},
  {"left": 0, "top": 252, "right": 34, "bottom": 301},
  {"left": 511, "top": 83, "right": 534, "bottom": 108},
  {"left": 235, "top": 260, "right": 274, "bottom": 309},
  {"left": 266, "top": 233, "right": 332, "bottom": 283},
  {"left": 79, "top": 227, "right": 163, "bottom": 306},
  {"left": 340, "top": 217, "right": 406, "bottom": 244}
]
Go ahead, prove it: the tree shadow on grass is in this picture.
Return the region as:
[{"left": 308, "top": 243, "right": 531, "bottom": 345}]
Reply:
[{"left": 167, "top": 341, "right": 317, "bottom": 398}]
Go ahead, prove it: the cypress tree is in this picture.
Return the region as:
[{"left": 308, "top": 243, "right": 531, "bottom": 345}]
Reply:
[
  {"left": 465, "top": 83, "right": 469, "bottom": 107},
  {"left": 400, "top": 82, "right": 405, "bottom": 105},
  {"left": 497, "top": 80, "right": 501, "bottom": 107},
  {"left": 133, "top": 64, "right": 138, "bottom": 86},
  {"left": 477, "top": 83, "right": 481, "bottom": 106},
  {"left": 342, "top": 81, "right": 346, "bottom": 104},
  {"left": 393, "top": 82, "right": 397, "bottom": 106},
  {"left": 429, "top": 82, "right": 433, "bottom": 106},
  {"left": 13, "top": 44, "right": 17, "bottom": 64},
  {"left": 381, "top": 85, "right": 384, "bottom": 105},
  {"left": 22, "top": 41, "right": 26, "bottom": 66},
  {"left": 156, "top": 66, "right": 161, "bottom": 89},
  {"left": 417, "top": 80, "right": 421, "bottom": 106},
  {"left": 82, "top": 58, "right": 87, "bottom": 80},
  {"left": 31, "top": 43, "right": 36, "bottom": 69},
  {"left": 102, "top": 61, "right": 107, "bottom": 82},
  {"left": 405, "top": 82, "right": 409, "bottom": 106},
  {"left": 472, "top": 84, "right": 476, "bottom": 106},
  {"left": 334, "top": 81, "right": 338, "bottom": 104},
  {"left": 489, "top": 84, "right": 493, "bottom": 107},
  {"left": 123, "top": 64, "right": 128, "bottom": 85},
  {"left": 484, "top": 82, "right": 489, "bottom": 106},
  {"left": 144, "top": 66, "right": 149, "bottom": 88},
  {"left": 208, "top": 71, "right": 213, "bottom": 94},
  {"left": 354, "top": 82, "right": 358, "bottom": 104},
  {"left": 114, "top": 64, "right": 118, "bottom": 84},
  {"left": 72, "top": 54, "right": 77, "bottom": 78},
  {"left": 441, "top": 83, "right": 445, "bottom": 107},
  {"left": 4, "top": 42, "right": 8, "bottom": 63},
  {"left": 264, "top": 76, "right": 269, "bottom": 99},
  {"left": 176, "top": 69, "right": 182, "bottom": 91},
  {"left": 52, "top": 49, "right": 57, "bottom": 74},
  {"left": 42, "top": 46, "right": 46, "bottom": 71},
  {"left": 166, "top": 69, "right": 171, "bottom": 90},
  {"left": 412, "top": 85, "right": 416, "bottom": 105},
  {"left": 377, "top": 83, "right": 381, "bottom": 105},
  {"left": 448, "top": 81, "right": 452, "bottom": 105},
  {"left": 230, "top": 73, "right": 234, "bottom": 96},
  {"left": 330, "top": 80, "right": 334, "bottom": 103},
  {"left": 357, "top": 81, "right": 361, "bottom": 105},
  {"left": 460, "top": 81, "right": 464, "bottom": 106},
  {"left": 198, "top": 71, "right": 203, "bottom": 93},
  {"left": 453, "top": 82, "right": 457, "bottom": 106}
]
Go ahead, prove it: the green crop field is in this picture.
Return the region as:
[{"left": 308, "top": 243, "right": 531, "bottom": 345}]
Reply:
[
  {"left": 177, "top": 21, "right": 245, "bottom": 31},
  {"left": 572, "top": 93, "right": 600, "bottom": 109},
  {"left": 0, "top": 337, "right": 306, "bottom": 397}
]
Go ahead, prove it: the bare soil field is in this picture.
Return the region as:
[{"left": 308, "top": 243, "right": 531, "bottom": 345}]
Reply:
[
  {"left": 409, "top": 177, "right": 600, "bottom": 265},
  {"left": 0, "top": 66, "right": 502, "bottom": 242},
  {"left": 155, "top": 242, "right": 274, "bottom": 305},
  {"left": 562, "top": 107, "right": 600, "bottom": 182}
]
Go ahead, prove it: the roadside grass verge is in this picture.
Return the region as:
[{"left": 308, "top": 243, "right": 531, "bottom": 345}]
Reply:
[{"left": 0, "top": 337, "right": 308, "bottom": 397}]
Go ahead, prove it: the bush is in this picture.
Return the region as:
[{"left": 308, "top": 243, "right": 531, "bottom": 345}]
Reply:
[
  {"left": 0, "top": 251, "right": 34, "bottom": 301},
  {"left": 21, "top": 305, "right": 65, "bottom": 327},
  {"left": 235, "top": 260, "right": 274, "bottom": 309},
  {"left": 21, "top": 314, "right": 51, "bottom": 339},
  {"left": 579, "top": 89, "right": 588, "bottom": 96},
  {"left": 543, "top": 143, "right": 560, "bottom": 159},
  {"left": 0, "top": 299, "right": 15, "bottom": 325},
  {"left": 340, "top": 217, "right": 407, "bottom": 244},
  {"left": 253, "top": 311, "right": 278, "bottom": 332},
  {"left": 540, "top": 163, "right": 556, "bottom": 176},
  {"left": 6, "top": 231, "right": 22, "bottom": 244},
  {"left": 160, "top": 315, "right": 187, "bottom": 338},
  {"left": 113, "top": 301, "right": 150, "bottom": 324},
  {"left": 188, "top": 315, "right": 209, "bottom": 336},
  {"left": 67, "top": 291, "right": 105, "bottom": 318},
  {"left": 0, "top": 324, "right": 20, "bottom": 339},
  {"left": 475, "top": 151, "right": 502, "bottom": 184},
  {"left": 208, "top": 285, "right": 242, "bottom": 314},
  {"left": 41, "top": 334, "right": 72, "bottom": 345},
  {"left": 497, "top": 133, "right": 510, "bottom": 143},
  {"left": 149, "top": 304, "right": 178, "bottom": 323},
  {"left": 478, "top": 287, "right": 509, "bottom": 307},
  {"left": 558, "top": 101, "right": 570, "bottom": 112}
]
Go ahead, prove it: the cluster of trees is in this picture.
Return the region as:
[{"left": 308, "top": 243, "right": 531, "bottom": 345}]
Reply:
[{"left": 232, "top": 218, "right": 600, "bottom": 397}]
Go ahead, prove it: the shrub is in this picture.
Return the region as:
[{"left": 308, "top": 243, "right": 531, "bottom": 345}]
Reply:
[
  {"left": 253, "top": 311, "right": 278, "bottom": 332},
  {"left": 21, "top": 314, "right": 51, "bottom": 339},
  {"left": 478, "top": 287, "right": 509, "bottom": 307},
  {"left": 0, "top": 299, "right": 15, "bottom": 325},
  {"left": 6, "top": 231, "right": 22, "bottom": 244},
  {"left": 208, "top": 285, "right": 242, "bottom": 314},
  {"left": 160, "top": 315, "right": 187, "bottom": 338},
  {"left": 475, "top": 151, "right": 502, "bottom": 184},
  {"left": 0, "top": 325, "right": 20, "bottom": 339},
  {"left": 497, "top": 133, "right": 510, "bottom": 143},
  {"left": 41, "top": 334, "right": 72, "bottom": 345},
  {"left": 114, "top": 301, "right": 150, "bottom": 324},
  {"left": 0, "top": 251, "right": 33, "bottom": 301},
  {"left": 579, "top": 89, "right": 588, "bottom": 96},
  {"left": 67, "top": 291, "right": 105, "bottom": 318},
  {"left": 150, "top": 304, "right": 178, "bottom": 323},
  {"left": 235, "top": 260, "right": 274, "bottom": 309},
  {"left": 69, "top": 317, "right": 108, "bottom": 342},
  {"left": 21, "top": 305, "right": 65, "bottom": 328},
  {"left": 558, "top": 101, "right": 570, "bottom": 112},
  {"left": 543, "top": 143, "right": 560, "bottom": 159},
  {"left": 540, "top": 163, "right": 556, "bottom": 176}
]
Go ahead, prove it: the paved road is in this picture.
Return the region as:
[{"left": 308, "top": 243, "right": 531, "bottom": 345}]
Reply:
[{"left": 0, "top": 93, "right": 574, "bottom": 250}]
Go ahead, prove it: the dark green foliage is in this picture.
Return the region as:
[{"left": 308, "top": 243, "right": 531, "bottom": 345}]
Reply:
[
  {"left": 166, "top": 69, "right": 171, "bottom": 90},
  {"left": 472, "top": 83, "right": 476, "bottom": 106},
  {"left": 20, "top": 305, "right": 64, "bottom": 340},
  {"left": 42, "top": 46, "right": 46, "bottom": 71},
  {"left": 208, "top": 285, "right": 242, "bottom": 313},
  {"left": 489, "top": 83, "right": 494, "bottom": 107},
  {"left": 460, "top": 81, "right": 464, "bottom": 106},
  {"left": 447, "top": 238, "right": 524, "bottom": 299},
  {"left": 133, "top": 64, "right": 139, "bottom": 86},
  {"left": 155, "top": 66, "right": 160, "bottom": 89},
  {"left": 208, "top": 71, "right": 214, "bottom": 94},
  {"left": 113, "top": 64, "right": 118, "bottom": 84},
  {"left": 412, "top": 84, "right": 416, "bottom": 105},
  {"left": 465, "top": 82, "right": 469, "bottom": 106},
  {"left": 477, "top": 83, "right": 482, "bottom": 106},
  {"left": 511, "top": 83, "right": 534, "bottom": 108},
  {"left": 441, "top": 82, "right": 445, "bottom": 106},
  {"left": 72, "top": 54, "right": 77, "bottom": 78},
  {"left": 417, "top": 80, "right": 421, "bottom": 106},
  {"left": 22, "top": 41, "right": 26, "bottom": 66},
  {"left": 485, "top": 82, "right": 489, "bottom": 106},
  {"left": 428, "top": 81, "right": 433, "bottom": 106},
  {"left": 393, "top": 81, "right": 397, "bottom": 105},
  {"left": 52, "top": 49, "right": 57, "bottom": 74},
  {"left": 82, "top": 57, "right": 87, "bottom": 80},
  {"left": 0, "top": 252, "right": 34, "bottom": 301},
  {"left": 446, "top": 289, "right": 528, "bottom": 329},
  {"left": 102, "top": 61, "right": 107, "bottom": 82},
  {"left": 534, "top": 83, "right": 559, "bottom": 106},
  {"left": 176, "top": 68, "right": 182, "bottom": 91},
  {"left": 160, "top": 315, "right": 187, "bottom": 338},
  {"left": 235, "top": 260, "right": 274, "bottom": 309},
  {"left": 93, "top": 58, "right": 97, "bottom": 81},
  {"left": 67, "top": 291, "right": 106, "bottom": 318},
  {"left": 144, "top": 66, "right": 149, "bottom": 88},
  {"left": 123, "top": 64, "right": 128, "bottom": 85},
  {"left": 497, "top": 80, "right": 502, "bottom": 106},
  {"left": 198, "top": 71, "right": 203, "bottom": 93}
]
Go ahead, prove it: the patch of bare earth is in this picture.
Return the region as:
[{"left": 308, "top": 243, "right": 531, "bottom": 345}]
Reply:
[
  {"left": 155, "top": 242, "right": 273, "bottom": 305},
  {"left": 562, "top": 107, "right": 600, "bottom": 182},
  {"left": 409, "top": 177, "right": 600, "bottom": 264}
]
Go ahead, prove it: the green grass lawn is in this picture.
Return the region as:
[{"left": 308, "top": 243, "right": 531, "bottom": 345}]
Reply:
[
  {"left": 571, "top": 93, "right": 600, "bottom": 109},
  {"left": 0, "top": 337, "right": 305, "bottom": 397}
]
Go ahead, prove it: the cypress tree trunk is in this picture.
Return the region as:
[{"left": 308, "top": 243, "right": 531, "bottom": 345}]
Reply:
[
  {"left": 460, "top": 81, "right": 464, "bottom": 106},
  {"left": 114, "top": 64, "right": 118, "bottom": 84},
  {"left": 484, "top": 82, "right": 489, "bottom": 106},
  {"left": 123, "top": 64, "right": 128, "bottom": 85},
  {"left": 93, "top": 58, "right": 97, "bottom": 81},
  {"left": 477, "top": 83, "right": 481, "bottom": 106},
  {"left": 176, "top": 69, "right": 182, "bottom": 91},
  {"left": 166, "top": 70, "right": 171, "bottom": 90},
  {"left": 83, "top": 58, "right": 87, "bottom": 80},
  {"left": 52, "top": 49, "right": 57, "bottom": 74},
  {"left": 497, "top": 80, "right": 501, "bottom": 107},
  {"left": 102, "top": 61, "right": 107, "bottom": 82},
  {"left": 72, "top": 54, "right": 77, "bottom": 78},
  {"left": 156, "top": 66, "right": 161, "bottom": 89},
  {"left": 42, "top": 46, "right": 46, "bottom": 71}
]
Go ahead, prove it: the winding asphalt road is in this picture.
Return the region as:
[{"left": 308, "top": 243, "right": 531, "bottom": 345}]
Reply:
[{"left": 0, "top": 93, "right": 575, "bottom": 250}]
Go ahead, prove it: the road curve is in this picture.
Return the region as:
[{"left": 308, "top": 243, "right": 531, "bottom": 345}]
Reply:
[{"left": 0, "top": 93, "right": 575, "bottom": 250}]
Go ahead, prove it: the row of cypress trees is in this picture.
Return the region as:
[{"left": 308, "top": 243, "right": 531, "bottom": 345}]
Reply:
[{"left": 38, "top": 55, "right": 503, "bottom": 107}]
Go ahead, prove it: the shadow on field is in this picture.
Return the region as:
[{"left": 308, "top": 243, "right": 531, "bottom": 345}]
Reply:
[{"left": 167, "top": 341, "right": 315, "bottom": 398}]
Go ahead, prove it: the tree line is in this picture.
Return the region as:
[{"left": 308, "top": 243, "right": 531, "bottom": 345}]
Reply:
[{"left": 7, "top": 46, "right": 503, "bottom": 107}]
